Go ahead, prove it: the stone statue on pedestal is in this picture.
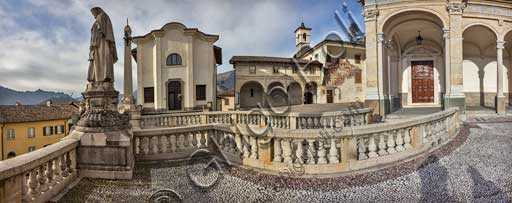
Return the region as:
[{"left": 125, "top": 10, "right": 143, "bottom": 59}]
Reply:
[
  {"left": 88, "top": 7, "right": 117, "bottom": 84},
  {"left": 67, "top": 7, "right": 134, "bottom": 180}
]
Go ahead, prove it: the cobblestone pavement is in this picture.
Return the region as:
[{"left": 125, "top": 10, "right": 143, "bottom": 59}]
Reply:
[{"left": 60, "top": 120, "right": 512, "bottom": 203}]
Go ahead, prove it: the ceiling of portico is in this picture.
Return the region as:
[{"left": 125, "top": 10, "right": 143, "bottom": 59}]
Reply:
[
  {"left": 463, "top": 25, "right": 497, "bottom": 57},
  {"left": 383, "top": 11, "right": 444, "bottom": 53}
]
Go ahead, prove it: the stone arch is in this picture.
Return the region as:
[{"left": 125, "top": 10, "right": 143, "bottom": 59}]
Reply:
[
  {"left": 379, "top": 8, "right": 448, "bottom": 33},
  {"left": 304, "top": 82, "right": 317, "bottom": 104},
  {"left": 463, "top": 23, "right": 499, "bottom": 41},
  {"left": 267, "top": 81, "right": 287, "bottom": 107},
  {"left": 267, "top": 81, "right": 284, "bottom": 90},
  {"left": 287, "top": 82, "right": 302, "bottom": 105},
  {"left": 6, "top": 151, "right": 16, "bottom": 159},
  {"left": 463, "top": 24, "right": 499, "bottom": 108},
  {"left": 239, "top": 81, "right": 264, "bottom": 109}
]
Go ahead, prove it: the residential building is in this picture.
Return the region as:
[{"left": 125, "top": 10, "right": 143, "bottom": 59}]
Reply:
[{"left": 0, "top": 102, "right": 78, "bottom": 160}]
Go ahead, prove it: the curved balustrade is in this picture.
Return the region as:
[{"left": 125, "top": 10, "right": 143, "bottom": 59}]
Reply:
[
  {"left": 0, "top": 139, "right": 78, "bottom": 203},
  {"left": 133, "top": 108, "right": 459, "bottom": 176},
  {"left": 139, "top": 108, "right": 373, "bottom": 129}
]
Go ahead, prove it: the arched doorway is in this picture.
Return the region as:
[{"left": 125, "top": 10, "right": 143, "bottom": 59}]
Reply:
[
  {"left": 240, "top": 81, "right": 264, "bottom": 109},
  {"left": 304, "top": 82, "right": 317, "bottom": 104},
  {"left": 380, "top": 10, "right": 446, "bottom": 109},
  {"left": 267, "top": 81, "right": 287, "bottom": 107},
  {"left": 463, "top": 25, "right": 498, "bottom": 109},
  {"left": 287, "top": 82, "right": 302, "bottom": 105},
  {"left": 7, "top": 152, "right": 16, "bottom": 159},
  {"left": 167, "top": 80, "right": 182, "bottom": 110}
]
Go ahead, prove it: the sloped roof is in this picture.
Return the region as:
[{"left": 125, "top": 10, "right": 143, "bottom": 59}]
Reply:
[
  {"left": 230, "top": 56, "right": 322, "bottom": 66},
  {"left": 0, "top": 104, "right": 79, "bottom": 124}
]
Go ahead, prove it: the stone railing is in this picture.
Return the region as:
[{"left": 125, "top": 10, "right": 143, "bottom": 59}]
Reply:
[
  {"left": 0, "top": 139, "right": 78, "bottom": 203},
  {"left": 139, "top": 108, "right": 373, "bottom": 129},
  {"left": 133, "top": 108, "right": 459, "bottom": 176}
]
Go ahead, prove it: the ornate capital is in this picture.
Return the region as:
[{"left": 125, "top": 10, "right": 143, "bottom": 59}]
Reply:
[
  {"left": 497, "top": 41, "right": 506, "bottom": 49},
  {"left": 447, "top": 2, "right": 466, "bottom": 14},
  {"left": 364, "top": 9, "right": 379, "bottom": 20},
  {"left": 377, "top": 32, "right": 385, "bottom": 43}
]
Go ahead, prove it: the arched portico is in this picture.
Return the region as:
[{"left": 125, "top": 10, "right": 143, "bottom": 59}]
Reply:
[
  {"left": 304, "top": 82, "right": 317, "bottom": 104},
  {"left": 287, "top": 82, "right": 302, "bottom": 105},
  {"left": 239, "top": 81, "right": 264, "bottom": 109},
  {"left": 462, "top": 24, "right": 509, "bottom": 112},
  {"left": 378, "top": 10, "right": 447, "bottom": 112},
  {"left": 267, "top": 81, "right": 287, "bottom": 107}
]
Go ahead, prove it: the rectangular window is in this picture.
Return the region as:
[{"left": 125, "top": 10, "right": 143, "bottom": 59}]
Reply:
[
  {"left": 196, "top": 85, "right": 206, "bottom": 101},
  {"left": 249, "top": 66, "right": 256, "bottom": 74},
  {"left": 309, "top": 67, "right": 315, "bottom": 74},
  {"left": 43, "top": 126, "right": 54, "bottom": 136},
  {"left": 355, "top": 55, "right": 361, "bottom": 64},
  {"left": 355, "top": 70, "right": 362, "bottom": 84},
  {"left": 144, "top": 87, "right": 155, "bottom": 103},
  {"left": 55, "top": 125, "right": 64, "bottom": 134},
  {"left": 28, "top": 146, "right": 36, "bottom": 152},
  {"left": 7, "top": 129, "right": 15, "bottom": 140},
  {"left": 224, "top": 98, "right": 229, "bottom": 105},
  {"left": 28, "top": 127, "right": 35, "bottom": 138},
  {"left": 273, "top": 66, "right": 279, "bottom": 74}
]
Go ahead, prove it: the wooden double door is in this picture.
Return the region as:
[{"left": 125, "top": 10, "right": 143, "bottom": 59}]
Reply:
[
  {"left": 168, "top": 81, "right": 182, "bottom": 110},
  {"left": 411, "top": 61, "right": 434, "bottom": 103}
]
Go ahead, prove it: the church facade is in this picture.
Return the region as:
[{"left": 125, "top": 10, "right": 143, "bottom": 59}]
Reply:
[
  {"left": 231, "top": 23, "right": 366, "bottom": 109},
  {"left": 361, "top": 0, "right": 512, "bottom": 115},
  {"left": 132, "top": 22, "right": 222, "bottom": 112}
]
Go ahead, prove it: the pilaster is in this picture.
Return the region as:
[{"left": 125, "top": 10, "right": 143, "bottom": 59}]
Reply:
[
  {"left": 445, "top": 1, "right": 466, "bottom": 112},
  {"left": 496, "top": 41, "right": 506, "bottom": 114}
]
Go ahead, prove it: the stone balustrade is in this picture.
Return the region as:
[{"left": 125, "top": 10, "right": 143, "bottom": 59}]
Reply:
[
  {"left": 139, "top": 108, "right": 373, "bottom": 129},
  {"left": 0, "top": 139, "right": 78, "bottom": 203},
  {"left": 133, "top": 108, "right": 459, "bottom": 176}
]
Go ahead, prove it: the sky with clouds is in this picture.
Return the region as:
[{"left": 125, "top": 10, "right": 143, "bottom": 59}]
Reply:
[{"left": 0, "top": 0, "right": 363, "bottom": 96}]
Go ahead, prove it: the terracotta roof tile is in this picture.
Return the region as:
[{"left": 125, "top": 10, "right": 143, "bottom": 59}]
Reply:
[{"left": 0, "top": 104, "right": 79, "bottom": 124}]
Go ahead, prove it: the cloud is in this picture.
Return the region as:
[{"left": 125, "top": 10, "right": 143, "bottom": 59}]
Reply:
[{"left": 0, "top": 0, "right": 363, "bottom": 95}]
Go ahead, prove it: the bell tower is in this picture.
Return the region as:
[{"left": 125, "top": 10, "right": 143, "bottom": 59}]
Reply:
[{"left": 295, "top": 22, "right": 311, "bottom": 52}]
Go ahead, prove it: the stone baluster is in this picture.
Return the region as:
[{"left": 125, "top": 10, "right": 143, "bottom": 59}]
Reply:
[
  {"left": 387, "top": 132, "right": 397, "bottom": 154},
  {"left": 404, "top": 128, "right": 412, "bottom": 149},
  {"left": 159, "top": 136, "right": 167, "bottom": 153},
  {"left": 235, "top": 133, "right": 243, "bottom": 154},
  {"left": 38, "top": 164, "right": 48, "bottom": 193},
  {"left": 169, "top": 135, "right": 176, "bottom": 152},
  {"left": 282, "top": 139, "right": 293, "bottom": 164},
  {"left": 22, "top": 172, "right": 31, "bottom": 202},
  {"left": 328, "top": 138, "right": 339, "bottom": 163},
  {"left": 395, "top": 129, "right": 405, "bottom": 152},
  {"left": 306, "top": 139, "right": 315, "bottom": 164},
  {"left": 66, "top": 151, "right": 73, "bottom": 175},
  {"left": 142, "top": 137, "right": 149, "bottom": 155},
  {"left": 358, "top": 138, "right": 368, "bottom": 160},
  {"left": 295, "top": 139, "right": 304, "bottom": 164},
  {"left": 28, "top": 168, "right": 39, "bottom": 198},
  {"left": 152, "top": 136, "right": 159, "bottom": 154},
  {"left": 191, "top": 132, "right": 198, "bottom": 148},
  {"left": 61, "top": 154, "right": 69, "bottom": 178},
  {"left": 47, "top": 160, "right": 56, "bottom": 186},
  {"left": 367, "top": 135, "right": 378, "bottom": 158},
  {"left": 178, "top": 133, "right": 186, "bottom": 151},
  {"left": 317, "top": 140, "right": 327, "bottom": 164},
  {"left": 135, "top": 137, "right": 140, "bottom": 155},
  {"left": 242, "top": 135, "right": 250, "bottom": 158},
  {"left": 377, "top": 133, "right": 387, "bottom": 156},
  {"left": 200, "top": 131, "right": 207, "bottom": 147},
  {"left": 273, "top": 138, "right": 283, "bottom": 162},
  {"left": 250, "top": 136, "right": 258, "bottom": 159}
]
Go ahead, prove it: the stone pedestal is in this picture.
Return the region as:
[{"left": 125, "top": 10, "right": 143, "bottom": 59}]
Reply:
[
  {"left": 67, "top": 82, "right": 134, "bottom": 180},
  {"left": 496, "top": 95, "right": 506, "bottom": 115}
]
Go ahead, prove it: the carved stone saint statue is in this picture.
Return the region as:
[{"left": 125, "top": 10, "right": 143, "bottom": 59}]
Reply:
[{"left": 88, "top": 7, "right": 117, "bottom": 83}]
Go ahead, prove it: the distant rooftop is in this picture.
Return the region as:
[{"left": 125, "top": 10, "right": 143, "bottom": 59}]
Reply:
[{"left": 0, "top": 103, "right": 79, "bottom": 124}]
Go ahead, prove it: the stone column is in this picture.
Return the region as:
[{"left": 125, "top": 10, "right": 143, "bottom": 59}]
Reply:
[
  {"left": 443, "top": 28, "right": 452, "bottom": 109},
  {"left": 446, "top": 1, "right": 466, "bottom": 112},
  {"left": 363, "top": 7, "right": 384, "bottom": 118},
  {"left": 376, "top": 32, "right": 387, "bottom": 116},
  {"left": 123, "top": 23, "right": 134, "bottom": 104},
  {"left": 496, "top": 41, "right": 506, "bottom": 114}
]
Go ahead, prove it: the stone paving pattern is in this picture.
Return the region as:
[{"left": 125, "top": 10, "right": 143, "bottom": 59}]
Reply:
[{"left": 60, "top": 118, "right": 512, "bottom": 203}]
